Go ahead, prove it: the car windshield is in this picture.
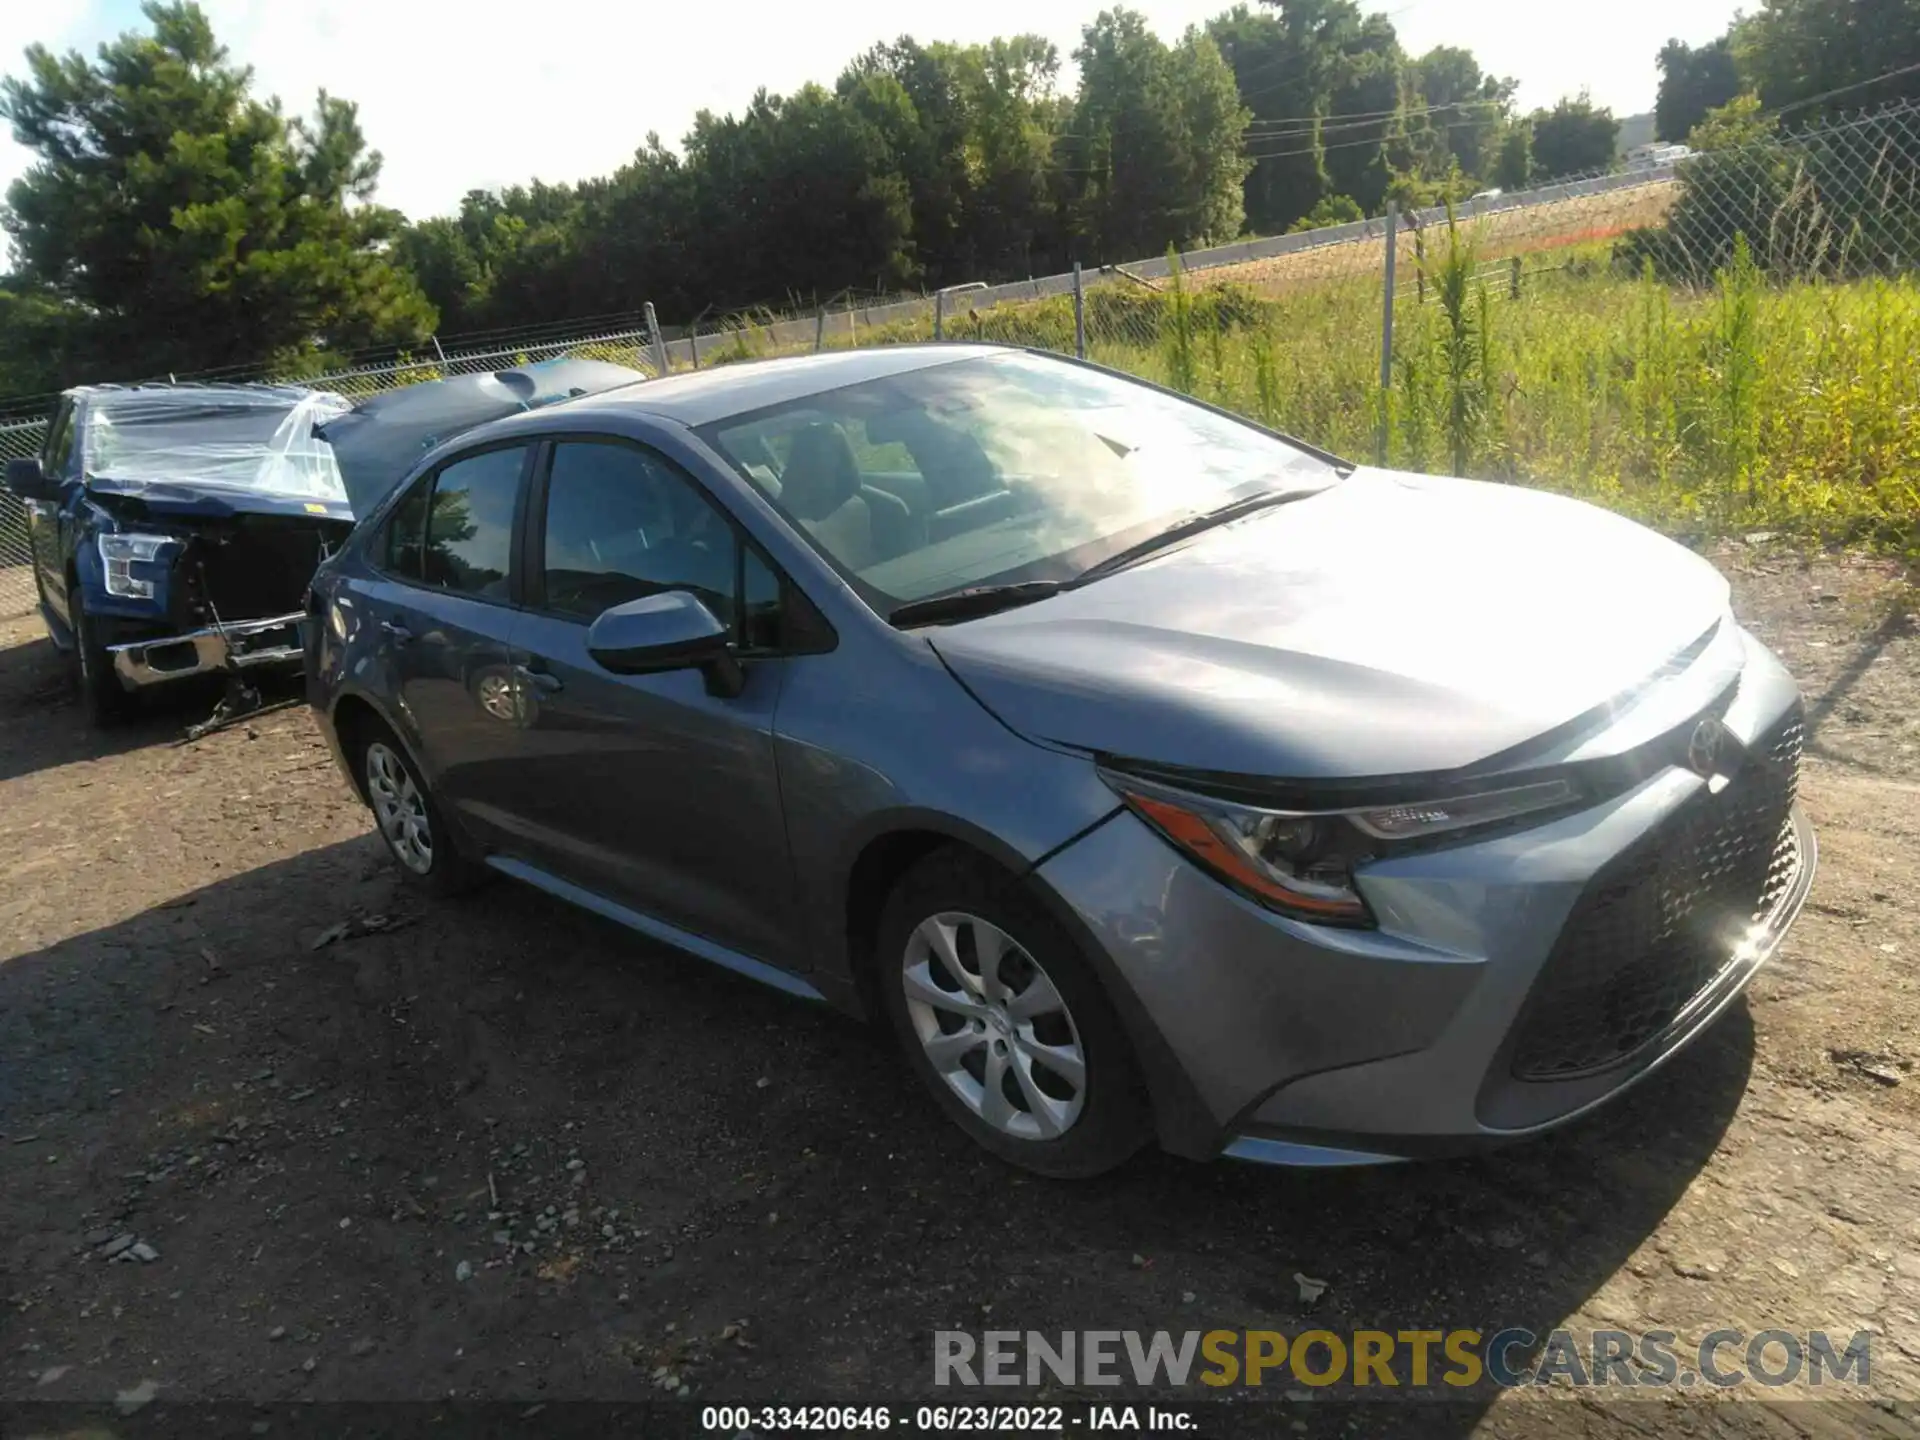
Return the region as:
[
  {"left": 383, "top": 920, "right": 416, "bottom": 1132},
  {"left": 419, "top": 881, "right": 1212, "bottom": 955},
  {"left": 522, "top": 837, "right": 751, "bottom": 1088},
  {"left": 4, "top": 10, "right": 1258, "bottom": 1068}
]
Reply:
[
  {"left": 83, "top": 388, "right": 352, "bottom": 503},
  {"left": 698, "top": 352, "right": 1344, "bottom": 610}
]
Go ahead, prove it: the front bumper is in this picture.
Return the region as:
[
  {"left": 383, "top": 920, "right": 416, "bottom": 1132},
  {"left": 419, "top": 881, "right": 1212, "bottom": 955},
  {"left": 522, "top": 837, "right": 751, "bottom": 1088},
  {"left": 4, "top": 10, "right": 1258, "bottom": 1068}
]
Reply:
[
  {"left": 1035, "top": 641, "right": 1814, "bottom": 1166},
  {"left": 109, "top": 612, "right": 306, "bottom": 689}
]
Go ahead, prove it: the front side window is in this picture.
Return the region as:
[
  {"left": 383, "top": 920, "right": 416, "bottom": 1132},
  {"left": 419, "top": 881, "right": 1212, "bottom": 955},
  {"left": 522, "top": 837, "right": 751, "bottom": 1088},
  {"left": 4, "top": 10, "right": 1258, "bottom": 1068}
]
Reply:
[
  {"left": 422, "top": 446, "right": 526, "bottom": 600},
  {"left": 540, "top": 440, "right": 740, "bottom": 628},
  {"left": 43, "top": 401, "right": 77, "bottom": 478},
  {"left": 699, "top": 352, "right": 1342, "bottom": 612}
]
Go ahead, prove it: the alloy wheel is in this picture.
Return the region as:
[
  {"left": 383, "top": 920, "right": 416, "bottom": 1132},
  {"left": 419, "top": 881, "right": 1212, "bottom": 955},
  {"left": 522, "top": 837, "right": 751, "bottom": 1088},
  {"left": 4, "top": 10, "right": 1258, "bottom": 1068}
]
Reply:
[
  {"left": 366, "top": 741, "right": 433, "bottom": 874},
  {"left": 901, "top": 911, "right": 1087, "bottom": 1141}
]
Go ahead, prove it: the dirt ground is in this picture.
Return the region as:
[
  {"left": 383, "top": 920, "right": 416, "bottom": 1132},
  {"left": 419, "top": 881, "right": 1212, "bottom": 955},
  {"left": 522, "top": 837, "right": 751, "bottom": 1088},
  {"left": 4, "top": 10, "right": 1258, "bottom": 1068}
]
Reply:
[{"left": 2, "top": 540, "right": 1918, "bottom": 1437}]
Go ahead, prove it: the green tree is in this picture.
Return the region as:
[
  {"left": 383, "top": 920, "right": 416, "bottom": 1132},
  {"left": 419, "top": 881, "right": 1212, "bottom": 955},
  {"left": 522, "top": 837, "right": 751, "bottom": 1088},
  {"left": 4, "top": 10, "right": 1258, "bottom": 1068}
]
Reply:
[
  {"left": 1491, "top": 121, "right": 1533, "bottom": 189},
  {"left": 1207, "top": 4, "right": 1331, "bottom": 234},
  {"left": 1655, "top": 37, "right": 1743, "bottom": 143},
  {"left": 1734, "top": 0, "right": 1920, "bottom": 119},
  {"left": 1407, "top": 46, "right": 1514, "bottom": 181},
  {"left": 0, "top": 1, "right": 434, "bottom": 386},
  {"left": 680, "top": 84, "right": 916, "bottom": 308},
  {"left": 1208, "top": 0, "right": 1413, "bottom": 234},
  {"left": 840, "top": 35, "right": 1065, "bottom": 284},
  {"left": 1068, "top": 9, "right": 1249, "bottom": 259},
  {"left": 1287, "top": 193, "right": 1362, "bottom": 231},
  {"left": 1528, "top": 94, "right": 1619, "bottom": 178},
  {"left": 1321, "top": 12, "right": 1404, "bottom": 215}
]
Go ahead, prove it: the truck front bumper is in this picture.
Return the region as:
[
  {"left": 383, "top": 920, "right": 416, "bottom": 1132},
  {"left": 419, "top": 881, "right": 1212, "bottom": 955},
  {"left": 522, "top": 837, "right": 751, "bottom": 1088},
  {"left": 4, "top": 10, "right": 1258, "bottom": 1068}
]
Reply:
[{"left": 109, "top": 612, "right": 306, "bottom": 689}]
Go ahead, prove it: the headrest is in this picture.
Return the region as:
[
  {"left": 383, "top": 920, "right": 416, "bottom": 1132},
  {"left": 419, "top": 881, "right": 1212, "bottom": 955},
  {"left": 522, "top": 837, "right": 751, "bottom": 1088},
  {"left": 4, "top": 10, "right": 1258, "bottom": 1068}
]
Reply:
[{"left": 778, "top": 423, "right": 862, "bottom": 521}]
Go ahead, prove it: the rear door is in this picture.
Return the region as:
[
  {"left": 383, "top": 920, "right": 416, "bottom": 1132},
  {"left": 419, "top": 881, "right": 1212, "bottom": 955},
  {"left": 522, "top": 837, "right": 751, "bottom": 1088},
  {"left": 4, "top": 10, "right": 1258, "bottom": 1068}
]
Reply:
[
  {"left": 493, "top": 436, "right": 806, "bottom": 969},
  {"left": 361, "top": 441, "right": 535, "bottom": 847}
]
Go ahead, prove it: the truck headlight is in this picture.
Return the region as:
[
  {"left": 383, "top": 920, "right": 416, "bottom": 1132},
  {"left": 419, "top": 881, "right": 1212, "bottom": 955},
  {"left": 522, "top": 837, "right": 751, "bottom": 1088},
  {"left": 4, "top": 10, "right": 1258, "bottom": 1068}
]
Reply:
[{"left": 97, "top": 533, "right": 175, "bottom": 600}]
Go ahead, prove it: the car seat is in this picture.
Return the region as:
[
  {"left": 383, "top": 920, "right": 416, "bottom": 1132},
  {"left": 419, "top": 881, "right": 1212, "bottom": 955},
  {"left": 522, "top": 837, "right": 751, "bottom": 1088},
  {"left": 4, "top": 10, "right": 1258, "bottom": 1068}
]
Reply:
[{"left": 777, "top": 423, "right": 878, "bottom": 570}]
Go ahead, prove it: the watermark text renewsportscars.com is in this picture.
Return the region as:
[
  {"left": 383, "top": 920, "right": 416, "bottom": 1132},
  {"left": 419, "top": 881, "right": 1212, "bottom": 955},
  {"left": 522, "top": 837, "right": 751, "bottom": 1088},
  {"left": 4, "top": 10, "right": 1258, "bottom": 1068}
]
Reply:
[{"left": 934, "top": 1328, "right": 1873, "bottom": 1392}]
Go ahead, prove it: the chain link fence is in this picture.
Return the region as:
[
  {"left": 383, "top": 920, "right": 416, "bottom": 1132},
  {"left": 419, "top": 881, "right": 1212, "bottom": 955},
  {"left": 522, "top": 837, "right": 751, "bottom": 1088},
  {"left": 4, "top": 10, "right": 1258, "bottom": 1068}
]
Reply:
[{"left": 3, "top": 99, "right": 1915, "bottom": 621}]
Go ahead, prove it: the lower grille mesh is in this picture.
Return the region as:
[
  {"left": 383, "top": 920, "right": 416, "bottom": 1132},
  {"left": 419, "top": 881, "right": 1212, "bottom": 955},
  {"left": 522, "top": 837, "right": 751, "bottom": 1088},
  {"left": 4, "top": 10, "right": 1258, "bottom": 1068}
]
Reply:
[{"left": 1509, "top": 706, "right": 1804, "bottom": 1083}]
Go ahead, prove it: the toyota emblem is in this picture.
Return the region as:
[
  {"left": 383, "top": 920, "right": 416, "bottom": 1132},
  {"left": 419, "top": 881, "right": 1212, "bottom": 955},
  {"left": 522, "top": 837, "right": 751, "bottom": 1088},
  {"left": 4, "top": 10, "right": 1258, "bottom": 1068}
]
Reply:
[{"left": 1687, "top": 718, "right": 1728, "bottom": 778}]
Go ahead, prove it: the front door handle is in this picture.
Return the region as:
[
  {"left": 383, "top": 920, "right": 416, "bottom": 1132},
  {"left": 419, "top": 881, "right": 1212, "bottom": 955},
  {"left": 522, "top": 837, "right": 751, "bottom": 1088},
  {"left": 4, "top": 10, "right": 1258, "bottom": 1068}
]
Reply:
[
  {"left": 380, "top": 618, "right": 413, "bottom": 645},
  {"left": 514, "top": 664, "right": 562, "bottom": 695}
]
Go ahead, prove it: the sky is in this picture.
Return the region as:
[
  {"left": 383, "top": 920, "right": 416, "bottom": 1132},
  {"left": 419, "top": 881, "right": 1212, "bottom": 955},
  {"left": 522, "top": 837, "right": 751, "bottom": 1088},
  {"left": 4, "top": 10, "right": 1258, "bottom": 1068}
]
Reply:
[{"left": 1, "top": 0, "right": 1745, "bottom": 228}]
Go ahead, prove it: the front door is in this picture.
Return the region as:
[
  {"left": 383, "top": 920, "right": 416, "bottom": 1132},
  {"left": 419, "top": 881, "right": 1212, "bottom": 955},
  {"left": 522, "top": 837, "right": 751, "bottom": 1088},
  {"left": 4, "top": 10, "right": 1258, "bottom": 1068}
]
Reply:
[
  {"left": 491, "top": 437, "right": 803, "bottom": 970},
  {"left": 32, "top": 399, "right": 80, "bottom": 625}
]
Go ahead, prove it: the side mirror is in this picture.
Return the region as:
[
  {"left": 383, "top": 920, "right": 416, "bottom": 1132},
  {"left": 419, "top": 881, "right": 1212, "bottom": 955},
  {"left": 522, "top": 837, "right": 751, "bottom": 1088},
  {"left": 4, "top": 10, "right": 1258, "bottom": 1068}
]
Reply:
[
  {"left": 586, "top": 591, "right": 744, "bottom": 698},
  {"left": 4, "top": 456, "right": 59, "bottom": 503}
]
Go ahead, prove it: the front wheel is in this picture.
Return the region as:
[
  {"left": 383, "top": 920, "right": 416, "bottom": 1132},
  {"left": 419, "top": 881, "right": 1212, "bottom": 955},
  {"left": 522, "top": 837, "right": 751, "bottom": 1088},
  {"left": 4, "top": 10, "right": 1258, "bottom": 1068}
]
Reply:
[
  {"left": 69, "top": 595, "right": 135, "bottom": 726},
  {"left": 877, "top": 848, "right": 1149, "bottom": 1178}
]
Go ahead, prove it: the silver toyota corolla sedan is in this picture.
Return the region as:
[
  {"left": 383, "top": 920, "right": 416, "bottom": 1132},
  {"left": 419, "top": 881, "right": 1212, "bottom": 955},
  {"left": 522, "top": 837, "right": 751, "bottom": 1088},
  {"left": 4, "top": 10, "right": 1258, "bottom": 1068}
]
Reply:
[{"left": 306, "top": 344, "right": 1815, "bottom": 1177}]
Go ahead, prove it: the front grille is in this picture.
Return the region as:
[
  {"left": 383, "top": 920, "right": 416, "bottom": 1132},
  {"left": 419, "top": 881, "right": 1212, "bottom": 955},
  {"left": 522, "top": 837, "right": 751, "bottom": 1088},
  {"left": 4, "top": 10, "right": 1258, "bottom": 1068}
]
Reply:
[
  {"left": 1508, "top": 704, "right": 1804, "bottom": 1083},
  {"left": 187, "top": 520, "right": 346, "bottom": 621}
]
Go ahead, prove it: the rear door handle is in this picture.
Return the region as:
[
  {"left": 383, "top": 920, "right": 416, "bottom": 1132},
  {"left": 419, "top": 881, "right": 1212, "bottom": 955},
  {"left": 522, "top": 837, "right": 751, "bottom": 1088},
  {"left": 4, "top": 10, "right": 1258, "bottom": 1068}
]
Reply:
[
  {"left": 514, "top": 664, "right": 562, "bottom": 695},
  {"left": 380, "top": 619, "right": 413, "bottom": 645}
]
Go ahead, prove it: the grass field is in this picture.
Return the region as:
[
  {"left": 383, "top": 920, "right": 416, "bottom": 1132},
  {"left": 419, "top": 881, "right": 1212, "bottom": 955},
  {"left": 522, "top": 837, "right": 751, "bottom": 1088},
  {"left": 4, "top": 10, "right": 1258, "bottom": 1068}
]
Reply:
[{"left": 856, "top": 229, "right": 1918, "bottom": 564}]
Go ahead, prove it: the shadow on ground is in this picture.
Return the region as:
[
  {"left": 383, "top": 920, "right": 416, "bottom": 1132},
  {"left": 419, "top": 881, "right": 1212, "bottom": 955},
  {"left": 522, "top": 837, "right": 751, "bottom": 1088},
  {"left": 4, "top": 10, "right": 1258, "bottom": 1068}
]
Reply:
[
  {"left": 0, "top": 628, "right": 305, "bottom": 785},
  {"left": 1, "top": 834, "right": 1754, "bottom": 1431}
]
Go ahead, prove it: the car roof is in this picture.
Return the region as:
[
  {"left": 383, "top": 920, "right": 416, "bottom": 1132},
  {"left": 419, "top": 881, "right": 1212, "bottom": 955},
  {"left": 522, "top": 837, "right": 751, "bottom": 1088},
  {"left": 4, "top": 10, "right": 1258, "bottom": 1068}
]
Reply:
[{"left": 492, "top": 343, "right": 1008, "bottom": 434}]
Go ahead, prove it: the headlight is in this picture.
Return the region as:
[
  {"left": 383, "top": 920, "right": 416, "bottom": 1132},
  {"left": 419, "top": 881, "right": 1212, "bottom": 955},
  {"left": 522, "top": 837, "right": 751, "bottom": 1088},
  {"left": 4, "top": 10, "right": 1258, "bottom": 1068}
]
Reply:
[
  {"left": 1099, "top": 769, "right": 1583, "bottom": 926},
  {"left": 97, "top": 533, "right": 175, "bottom": 600}
]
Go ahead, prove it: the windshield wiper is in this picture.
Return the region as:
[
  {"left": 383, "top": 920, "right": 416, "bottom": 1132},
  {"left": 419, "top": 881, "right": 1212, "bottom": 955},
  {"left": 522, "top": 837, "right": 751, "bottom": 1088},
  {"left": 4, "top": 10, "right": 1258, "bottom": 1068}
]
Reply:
[
  {"left": 889, "top": 581, "right": 1065, "bottom": 628},
  {"left": 1071, "top": 488, "right": 1314, "bottom": 587}
]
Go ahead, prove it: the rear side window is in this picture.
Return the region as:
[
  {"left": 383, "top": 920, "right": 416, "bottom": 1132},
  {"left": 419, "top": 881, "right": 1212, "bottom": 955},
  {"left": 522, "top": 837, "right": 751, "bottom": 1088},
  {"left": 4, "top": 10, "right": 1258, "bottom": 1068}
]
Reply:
[
  {"left": 422, "top": 446, "right": 527, "bottom": 600},
  {"left": 384, "top": 480, "right": 429, "bottom": 578}
]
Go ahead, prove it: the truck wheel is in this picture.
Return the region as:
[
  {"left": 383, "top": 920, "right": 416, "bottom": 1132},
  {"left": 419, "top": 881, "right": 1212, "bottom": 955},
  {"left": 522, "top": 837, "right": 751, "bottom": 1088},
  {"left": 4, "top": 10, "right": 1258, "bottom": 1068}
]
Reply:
[{"left": 70, "top": 596, "right": 136, "bottom": 726}]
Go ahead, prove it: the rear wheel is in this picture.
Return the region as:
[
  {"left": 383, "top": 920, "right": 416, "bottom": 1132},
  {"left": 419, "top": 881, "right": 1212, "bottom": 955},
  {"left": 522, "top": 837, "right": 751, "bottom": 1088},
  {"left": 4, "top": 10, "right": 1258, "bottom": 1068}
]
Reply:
[
  {"left": 877, "top": 848, "right": 1149, "bottom": 1178},
  {"left": 69, "top": 594, "right": 135, "bottom": 726},
  {"left": 351, "top": 720, "right": 483, "bottom": 896}
]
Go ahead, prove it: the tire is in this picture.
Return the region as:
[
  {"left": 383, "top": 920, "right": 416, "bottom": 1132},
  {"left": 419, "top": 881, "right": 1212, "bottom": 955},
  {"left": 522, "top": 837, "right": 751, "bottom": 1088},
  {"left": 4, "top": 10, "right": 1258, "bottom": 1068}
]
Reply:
[
  {"left": 348, "top": 718, "right": 485, "bottom": 896},
  {"left": 877, "top": 847, "right": 1150, "bottom": 1178},
  {"left": 69, "top": 593, "right": 136, "bottom": 726}
]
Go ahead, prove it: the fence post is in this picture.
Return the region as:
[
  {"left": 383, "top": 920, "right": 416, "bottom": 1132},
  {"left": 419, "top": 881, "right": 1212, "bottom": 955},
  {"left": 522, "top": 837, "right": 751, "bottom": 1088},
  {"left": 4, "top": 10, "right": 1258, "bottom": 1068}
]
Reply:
[
  {"left": 814, "top": 307, "right": 826, "bottom": 353},
  {"left": 430, "top": 335, "right": 448, "bottom": 366},
  {"left": 1377, "top": 201, "right": 1397, "bottom": 466},
  {"left": 1510, "top": 255, "right": 1523, "bottom": 301},
  {"left": 644, "top": 303, "right": 668, "bottom": 375},
  {"left": 1073, "top": 262, "right": 1086, "bottom": 359},
  {"left": 688, "top": 328, "right": 701, "bottom": 370},
  {"left": 934, "top": 290, "right": 945, "bottom": 342}
]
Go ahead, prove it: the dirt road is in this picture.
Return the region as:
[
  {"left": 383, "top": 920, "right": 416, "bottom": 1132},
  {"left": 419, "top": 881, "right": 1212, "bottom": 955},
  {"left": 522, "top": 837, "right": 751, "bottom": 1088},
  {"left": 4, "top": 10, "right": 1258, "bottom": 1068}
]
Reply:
[{"left": 1, "top": 542, "right": 1916, "bottom": 1436}]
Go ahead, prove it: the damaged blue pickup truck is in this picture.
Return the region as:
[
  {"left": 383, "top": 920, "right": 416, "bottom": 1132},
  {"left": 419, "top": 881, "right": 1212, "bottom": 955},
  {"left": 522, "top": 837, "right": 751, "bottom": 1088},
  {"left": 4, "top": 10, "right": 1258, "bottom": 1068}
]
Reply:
[
  {"left": 4, "top": 384, "right": 355, "bottom": 724},
  {"left": 4, "top": 363, "right": 645, "bottom": 726}
]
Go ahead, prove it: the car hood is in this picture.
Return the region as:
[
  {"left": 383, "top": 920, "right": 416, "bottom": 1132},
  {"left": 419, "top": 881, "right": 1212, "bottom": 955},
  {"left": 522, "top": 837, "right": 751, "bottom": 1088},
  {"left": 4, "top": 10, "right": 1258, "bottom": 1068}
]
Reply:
[{"left": 927, "top": 468, "right": 1731, "bottom": 781}]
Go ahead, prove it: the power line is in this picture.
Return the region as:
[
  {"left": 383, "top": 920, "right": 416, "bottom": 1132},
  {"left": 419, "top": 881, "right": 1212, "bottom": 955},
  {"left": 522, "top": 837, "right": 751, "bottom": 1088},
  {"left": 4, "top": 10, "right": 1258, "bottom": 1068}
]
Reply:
[
  {"left": 1241, "top": 114, "right": 1486, "bottom": 163},
  {"left": 1241, "top": 100, "right": 1507, "bottom": 146},
  {"left": 1770, "top": 59, "right": 1920, "bottom": 119},
  {"left": 1241, "top": 97, "right": 1505, "bottom": 129}
]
